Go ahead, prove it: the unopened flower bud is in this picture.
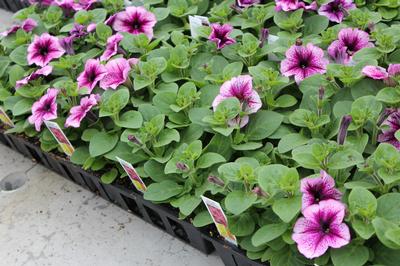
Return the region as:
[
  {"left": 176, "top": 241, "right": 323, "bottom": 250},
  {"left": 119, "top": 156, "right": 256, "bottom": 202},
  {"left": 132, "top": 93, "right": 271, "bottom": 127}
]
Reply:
[
  {"left": 318, "top": 86, "right": 325, "bottom": 101},
  {"left": 230, "top": 3, "right": 242, "bottom": 13},
  {"left": 176, "top": 162, "right": 189, "bottom": 172},
  {"left": 337, "top": 115, "right": 352, "bottom": 145},
  {"left": 207, "top": 175, "right": 225, "bottom": 187},
  {"left": 127, "top": 135, "right": 142, "bottom": 146},
  {"left": 259, "top": 28, "right": 269, "bottom": 48},
  {"left": 252, "top": 186, "right": 268, "bottom": 197},
  {"left": 295, "top": 38, "right": 303, "bottom": 46}
]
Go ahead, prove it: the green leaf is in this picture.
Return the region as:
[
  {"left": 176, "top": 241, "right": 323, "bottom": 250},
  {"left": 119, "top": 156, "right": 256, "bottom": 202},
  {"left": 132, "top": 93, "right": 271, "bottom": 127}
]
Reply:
[
  {"left": 246, "top": 110, "right": 283, "bottom": 141},
  {"left": 0, "top": 57, "right": 11, "bottom": 78},
  {"left": 228, "top": 213, "right": 255, "bottom": 237},
  {"left": 225, "top": 191, "right": 257, "bottom": 215},
  {"left": 193, "top": 211, "right": 213, "bottom": 227},
  {"left": 115, "top": 110, "right": 143, "bottom": 129},
  {"left": 89, "top": 131, "right": 119, "bottom": 157},
  {"left": 327, "top": 149, "right": 364, "bottom": 170},
  {"left": 272, "top": 196, "right": 301, "bottom": 223},
  {"left": 100, "top": 88, "right": 130, "bottom": 117},
  {"left": 8, "top": 65, "right": 25, "bottom": 87},
  {"left": 251, "top": 223, "right": 288, "bottom": 247},
  {"left": 372, "top": 217, "right": 400, "bottom": 249},
  {"left": 9, "top": 45, "right": 28, "bottom": 66},
  {"left": 144, "top": 180, "right": 183, "bottom": 201},
  {"left": 100, "top": 168, "right": 118, "bottom": 184},
  {"left": 348, "top": 188, "right": 377, "bottom": 218},
  {"left": 171, "top": 195, "right": 201, "bottom": 216},
  {"left": 352, "top": 218, "right": 375, "bottom": 239},
  {"left": 70, "top": 146, "right": 90, "bottom": 165},
  {"left": 196, "top": 152, "right": 226, "bottom": 169},
  {"left": 303, "top": 15, "right": 329, "bottom": 35},
  {"left": 12, "top": 98, "right": 34, "bottom": 116},
  {"left": 154, "top": 128, "right": 180, "bottom": 147},
  {"left": 376, "top": 193, "right": 400, "bottom": 225},
  {"left": 278, "top": 133, "right": 309, "bottom": 154},
  {"left": 330, "top": 244, "right": 369, "bottom": 266}
]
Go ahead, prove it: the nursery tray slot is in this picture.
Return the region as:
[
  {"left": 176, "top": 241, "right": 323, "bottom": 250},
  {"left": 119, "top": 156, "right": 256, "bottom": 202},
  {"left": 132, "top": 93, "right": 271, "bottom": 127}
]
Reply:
[
  {"left": 0, "top": 172, "right": 27, "bottom": 192},
  {"left": 121, "top": 194, "right": 143, "bottom": 218},
  {"left": 143, "top": 206, "right": 166, "bottom": 230},
  {"left": 166, "top": 218, "right": 189, "bottom": 243},
  {"left": 26, "top": 146, "right": 43, "bottom": 163}
]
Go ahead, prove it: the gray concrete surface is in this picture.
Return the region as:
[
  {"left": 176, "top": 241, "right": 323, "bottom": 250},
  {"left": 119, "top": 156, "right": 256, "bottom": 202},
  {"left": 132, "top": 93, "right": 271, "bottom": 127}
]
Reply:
[{"left": 0, "top": 9, "right": 223, "bottom": 266}]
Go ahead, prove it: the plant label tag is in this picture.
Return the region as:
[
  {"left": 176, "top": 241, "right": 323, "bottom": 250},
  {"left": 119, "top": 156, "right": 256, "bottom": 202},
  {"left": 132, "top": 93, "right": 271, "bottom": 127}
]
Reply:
[
  {"left": 116, "top": 156, "right": 147, "bottom": 193},
  {"left": 0, "top": 106, "right": 14, "bottom": 127},
  {"left": 44, "top": 121, "right": 75, "bottom": 157},
  {"left": 201, "top": 196, "right": 237, "bottom": 246},
  {"left": 189, "top": 15, "right": 209, "bottom": 39}
]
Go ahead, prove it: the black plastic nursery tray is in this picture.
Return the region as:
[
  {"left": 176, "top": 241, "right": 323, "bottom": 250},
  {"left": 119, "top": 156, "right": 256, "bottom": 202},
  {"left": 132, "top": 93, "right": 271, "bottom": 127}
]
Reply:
[
  {"left": 0, "top": 131, "right": 269, "bottom": 266},
  {"left": 0, "top": 0, "right": 29, "bottom": 12}
]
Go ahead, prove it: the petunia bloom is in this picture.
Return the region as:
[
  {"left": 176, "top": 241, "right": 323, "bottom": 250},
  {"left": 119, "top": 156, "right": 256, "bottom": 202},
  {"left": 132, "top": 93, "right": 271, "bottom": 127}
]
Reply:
[
  {"left": 378, "top": 110, "right": 400, "bottom": 150},
  {"left": 281, "top": 43, "right": 329, "bottom": 83},
  {"left": 236, "top": 0, "right": 260, "bottom": 7},
  {"left": 318, "top": 0, "right": 355, "bottom": 23},
  {"left": 212, "top": 75, "right": 261, "bottom": 128},
  {"left": 113, "top": 6, "right": 157, "bottom": 39},
  {"left": 328, "top": 28, "right": 373, "bottom": 65},
  {"left": 28, "top": 88, "right": 59, "bottom": 131},
  {"left": 59, "top": 36, "right": 76, "bottom": 55},
  {"left": 300, "top": 170, "right": 342, "bottom": 210},
  {"left": 100, "top": 33, "right": 124, "bottom": 61},
  {"left": 100, "top": 58, "right": 131, "bottom": 90},
  {"left": 275, "top": 0, "right": 317, "bottom": 12},
  {"left": 1, "top": 18, "right": 37, "bottom": 37},
  {"left": 16, "top": 65, "right": 53, "bottom": 89},
  {"left": 208, "top": 23, "right": 236, "bottom": 50},
  {"left": 27, "top": 33, "right": 65, "bottom": 67},
  {"left": 77, "top": 59, "right": 107, "bottom": 93},
  {"left": 292, "top": 200, "right": 351, "bottom": 259},
  {"left": 28, "top": 0, "right": 54, "bottom": 6},
  {"left": 361, "top": 66, "right": 389, "bottom": 80},
  {"left": 70, "top": 23, "right": 87, "bottom": 38},
  {"left": 65, "top": 94, "right": 99, "bottom": 128},
  {"left": 362, "top": 64, "right": 400, "bottom": 86},
  {"left": 54, "top": 0, "right": 96, "bottom": 11}
]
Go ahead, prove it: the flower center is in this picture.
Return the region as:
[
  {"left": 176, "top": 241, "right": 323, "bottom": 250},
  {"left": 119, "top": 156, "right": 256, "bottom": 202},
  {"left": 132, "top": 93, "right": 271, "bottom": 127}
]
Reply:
[
  {"left": 88, "top": 71, "right": 97, "bottom": 82},
  {"left": 132, "top": 20, "right": 141, "bottom": 30},
  {"left": 299, "top": 59, "right": 309, "bottom": 69},
  {"left": 331, "top": 2, "right": 342, "bottom": 12},
  {"left": 44, "top": 102, "right": 52, "bottom": 112},
  {"left": 321, "top": 221, "right": 330, "bottom": 233},
  {"left": 39, "top": 46, "right": 49, "bottom": 56}
]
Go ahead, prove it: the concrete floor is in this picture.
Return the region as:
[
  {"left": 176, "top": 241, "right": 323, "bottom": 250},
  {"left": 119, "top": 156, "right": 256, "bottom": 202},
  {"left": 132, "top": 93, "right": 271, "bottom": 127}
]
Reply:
[{"left": 0, "top": 9, "right": 223, "bottom": 266}]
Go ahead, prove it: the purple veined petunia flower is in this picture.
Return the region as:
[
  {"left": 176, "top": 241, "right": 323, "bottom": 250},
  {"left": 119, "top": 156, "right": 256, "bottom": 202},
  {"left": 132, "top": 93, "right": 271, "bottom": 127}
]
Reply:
[
  {"left": 212, "top": 75, "right": 262, "bottom": 128},
  {"left": 54, "top": 0, "right": 96, "bottom": 11},
  {"left": 281, "top": 43, "right": 329, "bottom": 83},
  {"left": 59, "top": 36, "right": 76, "bottom": 55},
  {"left": 208, "top": 23, "right": 236, "bottom": 50},
  {"left": 236, "top": 0, "right": 260, "bottom": 8},
  {"left": 328, "top": 28, "right": 374, "bottom": 65},
  {"left": 378, "top": 110, "right": 400, "bottom": 150},
  {"left": 361, "top": 65, "right": 389, "bottom": 80},
  {"left": 65, "top": 94, "right": 99, "bottom": 128},
  {"left": 292, "top": 199, "right": 351, "bottom": 259},
  {"left": 28, "top": 88, "right": 59, "bottom": 131},
  {"left": 70, "top": 23, "right": 87, "bottom": 38},
  {"left": 100, "top": 58, "right": 131, "bottom": 90},
  {"left": 28, "top": 0, "right": 54, "bottom": 6},
  {"left": 100, "top": 33, "right": 124, "bottom": 61},
  {"left": 1, "top": 18, "right": 37, "bottom": 37},
  {"left": 300, "top": 170, "right": 342, "bottom": 210},
  {"left": 27, "top": 33, "right": 65, "bottom": 67},
  {"left": 275, "top": 0, "right": 317, "bottom": 12},
  {"left": 77, "top": 59, "right": 107, "bottom": 93},
  {"left": 318, "top": 0, "right": 355, "bottom": 23},
  {"left": 105, "top": 14, "right": 117, "bottom": 27},
  {"left": 16, "top": 65, "right": 53, "bottom": 89},
  {"left": 113, "top": 6, "right": 157, "bottom": 39}
]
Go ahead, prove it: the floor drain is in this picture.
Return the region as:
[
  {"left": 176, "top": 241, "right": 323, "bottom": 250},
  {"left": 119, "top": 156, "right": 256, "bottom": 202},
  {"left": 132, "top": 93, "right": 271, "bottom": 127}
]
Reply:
[{"left": 0, "top": 172, "right": 27, "bottom": 192}]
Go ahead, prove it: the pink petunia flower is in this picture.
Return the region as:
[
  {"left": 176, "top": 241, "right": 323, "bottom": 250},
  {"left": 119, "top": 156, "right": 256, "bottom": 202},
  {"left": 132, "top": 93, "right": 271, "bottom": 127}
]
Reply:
[
  {"left": 77, "top": 59, "right": 107, "bottom": 93},
  {"left": 100, "top": 58, "right": 131, "bottom": 90},
  {"left": 328, "top": 28, "right": 373, "bottom": 65},
  {"left": 236, "top": 0, "right": 260, "bottom": 7},
  {"left": 28, "top": 88, "right": 59, "bottom": 131},
  {"left": 275, "top": 0, "right": 317, "bottom": 11},
  {"left": 105, "top": 14, "right": 117, "bottom": 27},
  {"left": 59, "top": 36, "right": 76, "bottom": 55},
  {"left": 1, "top": 18, "right": 37, "bottom": 37},
  {"left": 28, "top": 0, "right": 54, "bottom": 6},
  {"left": 212, "top": 75, "right": 261, "bottom": 128},
  {"left": 113, "top": 6, "right": 157, "bottom": 39},
  {"left": 361, "top": 66, "right": 389, "bottom": 80},
  {"left": 87, "top": 23, "right": 97, "bottom": 32},
  {"left": 100, "top": 33, "right": 124, "bottom": 61},
  {"left": 54, "top": 0, "right": 96, "bottom": 11},
  {"left": 27, "top": 33, "right": 65, "bottom": 67},
  {"left": 378, "top": 110, "right": 400, "bottom": 150},
  {"left": 70, "top": 23, "right": 87, "bottom": 38},
  {"left": 65, "top": 94, "right": 99, "bottom": 128},
  {"left": 362, "top": 64, "right": 400, "bottom": 86},
  {"left": 300, "top": 170, "right": 342, "bottom": 210},
  {"left": 281, "top": 43, "right": 329, "bottom": 83},
  {"left": 292, "top": 200, "right": 351, "bottom": 259},
  {"left": 208, "top": 23, "right": 236, "bottom": 50},
  {"left": 16, "top": 65, "right": 53, "bottom": 89},
  {"left": 318, "top": 0, "right": 355, "bottom": 23}
]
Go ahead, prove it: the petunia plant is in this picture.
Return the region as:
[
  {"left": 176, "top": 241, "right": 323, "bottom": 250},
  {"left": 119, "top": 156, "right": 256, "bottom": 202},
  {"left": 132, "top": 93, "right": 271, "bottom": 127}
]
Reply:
[{"left": 1, "top": 0, "right": 400, "bottom": 265}]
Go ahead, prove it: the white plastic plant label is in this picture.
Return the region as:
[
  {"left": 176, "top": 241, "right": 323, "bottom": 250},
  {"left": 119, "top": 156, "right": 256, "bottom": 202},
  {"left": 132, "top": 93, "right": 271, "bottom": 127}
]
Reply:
[
  {"left": 0, "top": 106, "right": 14, "bottom": 127},
  {"left": 116, "top": 156, "right": 147, "bottom": 193},
  {"left": 189, "top": 15, "right": 210, "bottom": 39},
  {"left": 44, "top": 121, "right": 75, "bottom": 157},
  {"left": 201, "top": 196, "right": 237, "bottom": 246}
]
